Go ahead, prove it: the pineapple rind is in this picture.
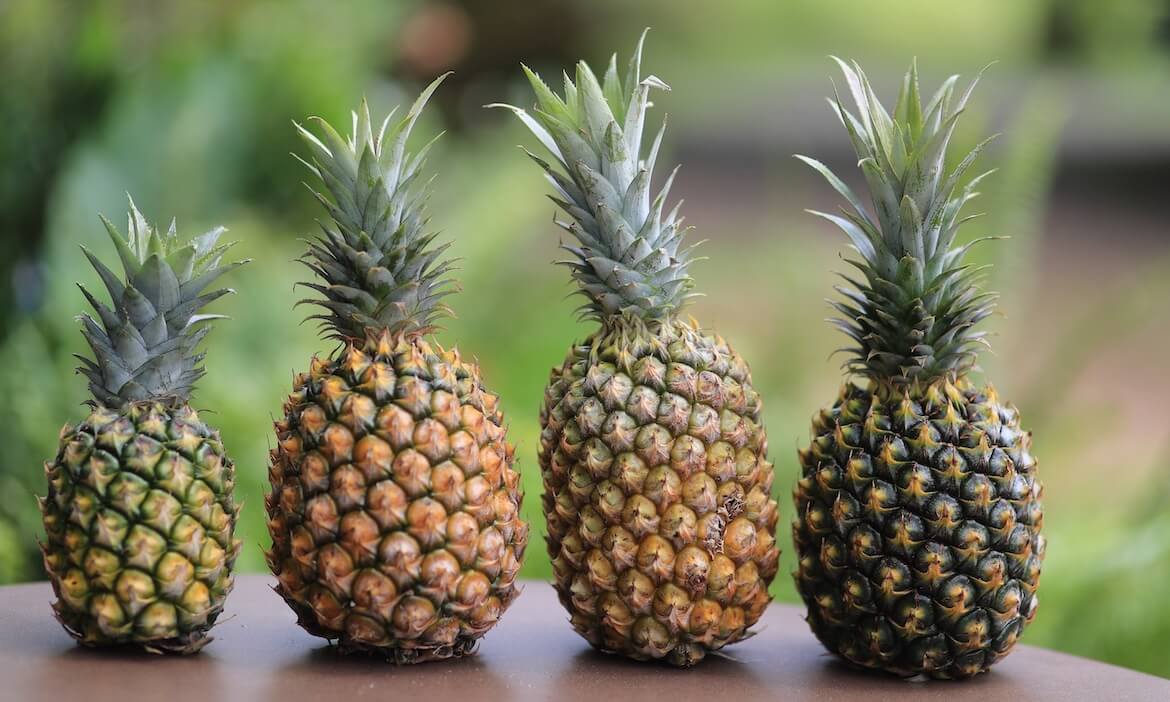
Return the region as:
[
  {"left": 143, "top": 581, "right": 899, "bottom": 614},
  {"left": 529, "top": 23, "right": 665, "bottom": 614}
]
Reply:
[
  {"left": 40, "top": 402, "right": 240, "bottom": 653},
  {"left": 540, "top": 315, "right": 779, "bottom": 666},
  {"left": 266, "top": 330, "right": 528, "bottom": 662},
  {"left": 793, "top": 378, "right": 1044, "bottom": 678}
]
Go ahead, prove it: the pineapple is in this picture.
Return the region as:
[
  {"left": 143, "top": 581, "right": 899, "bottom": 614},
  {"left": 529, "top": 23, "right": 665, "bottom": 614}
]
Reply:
[
  {"left": 792, "top": 59, "right": 1045, "bottom": 678},
  {"left": 265, "top": 76, "right": 528, "bottom": 663},
  {"left": 40, "top": 200, "right": 246, "bottom": 653},
  {"left": 496, "top": 34, "right": 780, "bottom": 666}
]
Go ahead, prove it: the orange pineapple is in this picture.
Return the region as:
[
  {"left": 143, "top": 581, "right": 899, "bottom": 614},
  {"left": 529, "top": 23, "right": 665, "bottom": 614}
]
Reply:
[{"left": 265, "top": 78, "right": 528, "bottom": 662}]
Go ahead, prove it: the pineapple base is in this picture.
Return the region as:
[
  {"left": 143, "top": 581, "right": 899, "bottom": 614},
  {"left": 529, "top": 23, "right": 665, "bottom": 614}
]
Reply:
[
  {"left": 40, "top": 401, "right": 240, "bottom": 654},
  {"left": 793, "top": 377, "right": 1045, "bottom": 679},
  {"left": 280, "top": 595, "right": 481, "bottom": 663},
  {"left": 539, "top": 315, "right": 780, "bottom": 667},
  {"left": 266, "top": 330, "right": 528, "bottom": 663}
]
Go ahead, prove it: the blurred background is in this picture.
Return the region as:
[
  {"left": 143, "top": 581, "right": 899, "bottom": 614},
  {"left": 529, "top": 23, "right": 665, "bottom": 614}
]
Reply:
[{"left": 2, "top": 0, "right": 1169, "bottom": 676}]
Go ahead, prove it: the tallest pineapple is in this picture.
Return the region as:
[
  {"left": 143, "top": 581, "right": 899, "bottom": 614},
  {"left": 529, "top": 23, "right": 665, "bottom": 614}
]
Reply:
[
  {"left": 793, "top": 61, "right": 1045, "bottom": 678},
  {"left": 498, "top": 35, "right": 780, "bottom": 666}
]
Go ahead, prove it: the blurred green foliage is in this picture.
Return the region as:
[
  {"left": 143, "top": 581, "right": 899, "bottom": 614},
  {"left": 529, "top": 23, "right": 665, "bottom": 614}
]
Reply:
[{"left": 2, "top": 0, "right": 1169, "bottom": 679}]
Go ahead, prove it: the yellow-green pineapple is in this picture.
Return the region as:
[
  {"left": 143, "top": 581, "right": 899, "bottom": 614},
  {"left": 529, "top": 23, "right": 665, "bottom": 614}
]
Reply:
[
  {"left": 40, "top": 200, "right": 247, "bottom": 653},
  {"left": 793, "top": 60, "right": 1045, "bottom": 678},
  {"left": 497, "top": 35, "right": 780, "bottom": 666},
  {"left": 265, "top": 77, "right": 528, "bottom": 662}
]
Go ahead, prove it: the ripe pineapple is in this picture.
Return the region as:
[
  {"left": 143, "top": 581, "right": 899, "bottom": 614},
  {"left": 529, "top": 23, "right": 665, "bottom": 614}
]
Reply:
[
  {"left": 496, "top": 35, "right": 780, "bottom": 666},
  {"left": 793, "top": 60, "right": 1045, "bottom": 679},
  {"left": 40, "top": 200, "right": 246, "bottom": 653},
  {"left": 265, "top": 77, "right": 528, "bottom": 663}
]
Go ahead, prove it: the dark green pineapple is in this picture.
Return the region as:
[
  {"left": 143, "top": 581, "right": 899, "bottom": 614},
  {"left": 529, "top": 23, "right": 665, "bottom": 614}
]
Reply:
[
  {"left": 793, "top": 60, "right": 1045, "bottom": 679},
  {"left": 40, "top": 200, "right": 247, "bottom": 653}
]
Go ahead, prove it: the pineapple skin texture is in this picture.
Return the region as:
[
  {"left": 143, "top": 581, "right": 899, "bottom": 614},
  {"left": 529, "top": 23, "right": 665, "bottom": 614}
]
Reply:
[
  {"left": 540, "top": 318, "right": 780, "bottom": 666},
  {"left": 793, "top": 378, "right": 1044, "bottom": 678},
  {"left": 266, "top": 330, "right": 528, "bottom": 662},
  {"left": 40, "top": 401, "right": 240, "bottom": 653}
]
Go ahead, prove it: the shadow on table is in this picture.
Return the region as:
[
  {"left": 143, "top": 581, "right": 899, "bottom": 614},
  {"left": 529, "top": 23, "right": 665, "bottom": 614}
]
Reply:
[
  {"left": 565, "top": 645, "right": 760, "bottom": 672},
  {"left": 261, "top": 644, "right": 514, "bottom": 702},
  {"left": 546, "top": 646, "right": 772, "bottom": 698},
  {"left": 807, "top": 656, "right": 1002, "bottom": 692},
  {"left": 31, "top": 643, "right": 231, "bottom": 699},
  {"left": 52, "top": 643, "right": 188, "bottom": 661}
]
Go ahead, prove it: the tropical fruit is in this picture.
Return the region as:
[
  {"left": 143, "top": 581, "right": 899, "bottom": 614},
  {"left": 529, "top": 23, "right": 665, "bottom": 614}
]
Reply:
[
  {"left": 792, "top": 59, "right": 1045, "bottom": 678},
  {"left": 40, "top": 200, "right": 246, "bottom": 653},
  {"left": 265, "top": 77, "right": 528, "bottom": 663},
  {"left": 496, "top": 34, "right": 780, "bottom": 666}
]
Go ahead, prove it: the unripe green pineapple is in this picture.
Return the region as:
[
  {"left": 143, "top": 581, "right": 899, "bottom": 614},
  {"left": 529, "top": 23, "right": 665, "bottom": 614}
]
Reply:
[
  {"left": 497, "top": 34, "right": 780, "bottom": 666},
  {"left": 40, "top": 201, "right": 247, "bottom": 653},
  {"left": 793, "top": 60, "right": 1045, "bottom": 679},
  {"left": 265, "top": 77, "right": 528, "bottom": 663}
]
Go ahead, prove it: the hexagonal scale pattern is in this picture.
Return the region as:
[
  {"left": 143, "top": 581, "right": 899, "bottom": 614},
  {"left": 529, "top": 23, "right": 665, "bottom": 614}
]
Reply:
[
  {"left": 540, "top": 319, "right": 780, "bottom": 666},
  {"left": 793, "top": 379, "right": 1045, "bottom": 678},
  {"left": 266, "top": 330, "right": 528, "bottom": 662},
  {"left": 40, "top": 402, "right": 239, "bottom": 653}
]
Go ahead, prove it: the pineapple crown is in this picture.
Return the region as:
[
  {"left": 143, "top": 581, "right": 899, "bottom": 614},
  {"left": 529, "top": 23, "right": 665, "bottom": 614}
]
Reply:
[
  {"left": 295, "top": 75, "right": 457, "bottom": 342},
  {"left": 802, "top": 58, "right": 1000, "bottom": 386},
  {"left": 77, "top": 198, "right": 247, "bottom": 408},
  {"left": 493, "top": 31, "right": 698, "bottom": 323}
]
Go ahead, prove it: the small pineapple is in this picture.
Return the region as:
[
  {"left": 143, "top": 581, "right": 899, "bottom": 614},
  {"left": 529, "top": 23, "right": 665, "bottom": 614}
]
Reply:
[
  {"left": 496, "top": 34, "right": 780, "bottom": 666},
  {"left": 265, "top": 76, "right": 528, "bottom": 663},
  {"left": 40, "top": 200, "right": 246, "bottom": 653},
  {"left": 793, "top": 60, "right": 1045, "bottom": 678}
]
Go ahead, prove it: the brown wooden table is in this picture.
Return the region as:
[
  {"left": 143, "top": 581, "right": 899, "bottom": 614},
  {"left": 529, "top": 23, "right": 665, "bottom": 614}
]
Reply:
[{"left": 1, "top": 575, "right": 1165, "bottom": 701}]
